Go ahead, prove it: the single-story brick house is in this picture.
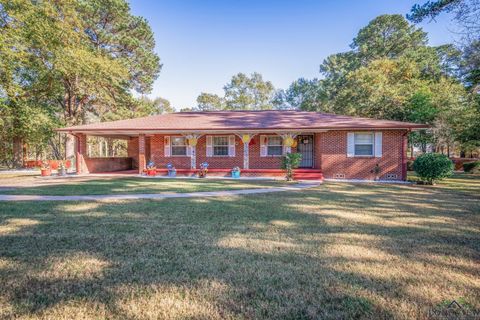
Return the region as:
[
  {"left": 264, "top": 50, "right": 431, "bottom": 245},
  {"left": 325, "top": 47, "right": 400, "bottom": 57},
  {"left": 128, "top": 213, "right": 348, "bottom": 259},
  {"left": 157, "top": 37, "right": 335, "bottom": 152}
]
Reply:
[{"left": 58, "top": 110, "right": 427, "bottom": 180}]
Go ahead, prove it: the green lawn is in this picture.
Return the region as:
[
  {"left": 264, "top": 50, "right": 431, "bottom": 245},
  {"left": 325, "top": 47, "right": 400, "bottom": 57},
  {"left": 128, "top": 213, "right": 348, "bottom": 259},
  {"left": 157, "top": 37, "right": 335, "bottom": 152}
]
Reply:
[
  {"left": 0, "top": 177, "right": 290, "bottom": 195},
  {"left": 0, "top": 174, "right": 479, "bottom": 319}
]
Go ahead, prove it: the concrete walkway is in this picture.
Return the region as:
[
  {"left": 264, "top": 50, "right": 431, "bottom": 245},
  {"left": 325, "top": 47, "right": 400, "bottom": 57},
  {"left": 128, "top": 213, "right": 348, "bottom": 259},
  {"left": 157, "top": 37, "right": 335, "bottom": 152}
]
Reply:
[{"left": 0, "top": 182, "right": 320, "bottom": 202}]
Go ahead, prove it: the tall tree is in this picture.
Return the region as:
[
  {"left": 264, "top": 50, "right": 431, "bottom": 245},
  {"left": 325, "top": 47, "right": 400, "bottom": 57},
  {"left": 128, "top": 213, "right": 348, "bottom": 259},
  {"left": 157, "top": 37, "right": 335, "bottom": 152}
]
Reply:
[
  {"left": 195, "top": 72, "right": 276, "bottom": 110},
  {"left": 196, "top": 93, "right": 224, "bottom": 111},
  {"left": 0, "top": 0, "right": 161, "bottom": 164},
  {"left": 223, "top": 72, "right": 275, "bottom": 110}
]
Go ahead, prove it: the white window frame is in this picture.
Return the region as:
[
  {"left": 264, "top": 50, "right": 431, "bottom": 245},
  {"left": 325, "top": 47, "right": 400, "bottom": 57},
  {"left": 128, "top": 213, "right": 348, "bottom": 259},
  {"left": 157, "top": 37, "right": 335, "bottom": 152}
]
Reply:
[
  {"left": 354, "top": 132, "right": 374, "bottom": 157},
  {"left": 171, "top": 136, "right": 187, "bottom": 156},
  {"left": 267, "top": 136, "right": 283, "bottom": 156},
  {"left": 212, "top": 136, "right": 229, "bottom": 157}
]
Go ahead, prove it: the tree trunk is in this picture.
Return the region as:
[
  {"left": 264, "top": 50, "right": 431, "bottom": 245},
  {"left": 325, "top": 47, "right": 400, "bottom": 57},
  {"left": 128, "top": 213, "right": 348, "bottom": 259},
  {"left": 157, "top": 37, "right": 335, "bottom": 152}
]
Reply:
[{"left": 12, "top": 136, "right": 23, "bottom": 168}]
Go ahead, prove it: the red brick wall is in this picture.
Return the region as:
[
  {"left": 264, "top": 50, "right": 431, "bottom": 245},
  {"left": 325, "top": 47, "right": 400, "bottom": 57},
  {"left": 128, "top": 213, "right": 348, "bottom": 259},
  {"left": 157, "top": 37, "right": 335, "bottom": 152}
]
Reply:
[
  {"left": 150, "top": 135, "right": 191, "bottom": 168},
  {"left": 84, "top": 157, "right": 133, "bottom": 173},
  {"left": 319, "top": 130, "right": 407, "bottom": 180},
  {"left": 197, "top": 135, "right": 244, "bottom": 168},
  {"left": 127, "top": 137, "right": 139, "bottom": 169}
]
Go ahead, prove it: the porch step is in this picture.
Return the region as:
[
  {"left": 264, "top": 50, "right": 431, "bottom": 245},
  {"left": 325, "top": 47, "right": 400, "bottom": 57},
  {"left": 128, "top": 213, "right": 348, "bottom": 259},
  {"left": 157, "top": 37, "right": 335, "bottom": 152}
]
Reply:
[{"left": 293, "top": 169, "right": 324, "bottom": 181}]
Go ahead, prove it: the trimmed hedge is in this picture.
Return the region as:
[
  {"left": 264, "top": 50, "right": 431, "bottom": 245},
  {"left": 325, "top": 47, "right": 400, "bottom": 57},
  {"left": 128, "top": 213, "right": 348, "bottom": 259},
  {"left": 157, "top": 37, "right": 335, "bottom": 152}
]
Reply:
[
  {"left": 463, "top": 161, "right": 480, "bottom": 173},
  {"left": 413, "top": 153, "right": 454, "bottom": 184}
]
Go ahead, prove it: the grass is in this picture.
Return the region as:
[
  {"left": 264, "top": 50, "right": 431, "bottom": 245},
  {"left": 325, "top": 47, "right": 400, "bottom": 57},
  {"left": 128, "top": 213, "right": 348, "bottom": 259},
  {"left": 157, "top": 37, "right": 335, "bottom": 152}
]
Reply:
[
  {"left": 0, "top": 177, "right": 290, "bottom": 195},
  {"left": 0, "top": 174, "right": 479, "bottom": 319}
]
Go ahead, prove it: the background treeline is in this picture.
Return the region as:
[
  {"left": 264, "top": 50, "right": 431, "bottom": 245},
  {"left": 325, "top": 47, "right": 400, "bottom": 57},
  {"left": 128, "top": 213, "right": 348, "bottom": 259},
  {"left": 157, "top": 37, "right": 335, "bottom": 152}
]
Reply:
[
  {"left": 190, "top": 9, "right": 479, "bottom": 158},
  {"left": 1, "top": 0, "right": 479, "bottom": 168}
]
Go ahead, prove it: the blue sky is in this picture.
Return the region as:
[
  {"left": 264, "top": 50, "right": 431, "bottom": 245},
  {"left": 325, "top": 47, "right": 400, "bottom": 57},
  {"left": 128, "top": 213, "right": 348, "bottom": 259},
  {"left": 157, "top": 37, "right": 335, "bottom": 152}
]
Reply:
[{"left": 129, "top": 0, "right": 455, "bottom": 110}]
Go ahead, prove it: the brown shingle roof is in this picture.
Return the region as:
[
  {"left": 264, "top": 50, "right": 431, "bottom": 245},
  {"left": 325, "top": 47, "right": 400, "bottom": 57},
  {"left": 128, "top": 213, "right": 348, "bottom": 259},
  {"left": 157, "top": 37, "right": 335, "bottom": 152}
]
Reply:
[{"left": 57, "top": 110, "right": 428, "bottom": 133}]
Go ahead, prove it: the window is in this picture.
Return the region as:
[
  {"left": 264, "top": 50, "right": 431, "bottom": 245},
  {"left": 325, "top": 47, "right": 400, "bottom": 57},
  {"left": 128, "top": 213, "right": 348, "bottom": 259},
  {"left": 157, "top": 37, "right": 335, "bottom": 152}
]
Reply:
[
  {"left": 171, "top": 137, "right": 187, "bottom": 156},
  {"left": 213, "top": 136, "right": 229, "bottom": 156},
  {"left": 354, "top": 133, "right": 374, "bottom": 156},
  {"left": 267, "top": 136, "right": 283, "bottom": 156}
]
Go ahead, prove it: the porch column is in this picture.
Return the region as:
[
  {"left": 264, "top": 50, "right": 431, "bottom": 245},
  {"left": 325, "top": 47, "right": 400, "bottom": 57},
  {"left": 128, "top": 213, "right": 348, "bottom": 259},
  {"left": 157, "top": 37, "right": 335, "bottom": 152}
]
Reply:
[
  {"left": 239, "top": 134, "right": 254, "bottom": 169},
  {"left": 75, "top": 133, "right": 88, "bottom": 174},
  {"left": 138, "top": 134, "right": 146, "bottom": 174},
  {"left": 185, "top": 134, "right": 201, "bottom": 169}
]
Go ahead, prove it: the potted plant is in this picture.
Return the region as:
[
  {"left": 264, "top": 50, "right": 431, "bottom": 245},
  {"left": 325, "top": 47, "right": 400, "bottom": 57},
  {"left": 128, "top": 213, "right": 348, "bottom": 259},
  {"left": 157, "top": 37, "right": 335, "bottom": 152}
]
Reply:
[
  {"left": 146, "top": 161, "right": 157, "bottom": 176},
  {"left": 231, "top": 166, "right": 241, "bottom": 178},
  {"left": 199, "top": 162, "right": 209, "bottom": 178},
  {"left": 58, "top": 160, "right": 67, "bottom": 176},
  {"left": 40, "top": 161, "right": 51, "bottom": 177},
  {"left": 167, "top": 163, "right": 176, "bottom": 177}
]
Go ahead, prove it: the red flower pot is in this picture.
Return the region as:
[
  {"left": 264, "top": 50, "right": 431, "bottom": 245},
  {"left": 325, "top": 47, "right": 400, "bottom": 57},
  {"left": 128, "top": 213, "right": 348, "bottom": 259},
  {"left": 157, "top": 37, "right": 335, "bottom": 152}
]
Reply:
[
  {"left": 147, "top": 169, "right": 156, "bottom": 176},
  {"left": 41, "top": 169, "right": 51, "bottom": 176}
]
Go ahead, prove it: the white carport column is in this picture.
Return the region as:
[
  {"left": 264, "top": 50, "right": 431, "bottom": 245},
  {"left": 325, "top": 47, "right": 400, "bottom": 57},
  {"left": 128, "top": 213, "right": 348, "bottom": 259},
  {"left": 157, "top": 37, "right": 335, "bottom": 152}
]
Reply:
[{"left": 238, "top": 134, "right": 255, "bottom": 169}]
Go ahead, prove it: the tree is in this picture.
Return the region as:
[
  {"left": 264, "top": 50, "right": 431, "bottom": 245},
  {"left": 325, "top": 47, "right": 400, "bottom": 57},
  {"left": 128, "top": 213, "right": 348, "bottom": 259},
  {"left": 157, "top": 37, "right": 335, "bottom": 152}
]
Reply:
[
  {"left": 195, "top": 72, "right": 276, "bottom": 110},
  {"left": 273, "top": 78, "right": 327, "bottom": 111},
  {"left": 352, "top": 14, "right": 428, "bottom": 62},
  {"left": 408, "top": 0, "right": 480, "bottom": 39},
  {"left": 0, "top": 0, "right": 161, "bottom": 165},
  {"left": 196, "top": 93, "right": 224, "bottom": 111},
  {"left": 223, "top": 72, "right": 275, "bottom": 110}
]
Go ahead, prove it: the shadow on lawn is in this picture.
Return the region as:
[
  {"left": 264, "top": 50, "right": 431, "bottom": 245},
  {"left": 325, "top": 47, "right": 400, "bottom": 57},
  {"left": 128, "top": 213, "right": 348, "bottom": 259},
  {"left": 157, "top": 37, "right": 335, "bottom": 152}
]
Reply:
[{"left": 0, "top": 182, "right": 479, "bottom": 319}]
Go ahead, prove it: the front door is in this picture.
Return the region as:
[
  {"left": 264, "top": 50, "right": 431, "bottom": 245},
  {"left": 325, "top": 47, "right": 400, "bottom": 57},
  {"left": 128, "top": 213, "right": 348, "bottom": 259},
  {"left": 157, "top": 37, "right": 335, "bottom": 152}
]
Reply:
[{"left": 297, "top": 135, "right": 314, "bottom": 168}]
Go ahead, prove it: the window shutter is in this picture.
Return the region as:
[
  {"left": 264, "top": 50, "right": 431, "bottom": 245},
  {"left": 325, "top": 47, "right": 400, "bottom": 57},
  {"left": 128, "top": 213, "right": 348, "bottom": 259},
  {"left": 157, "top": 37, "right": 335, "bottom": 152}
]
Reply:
[
  {"left": 164, "top": 136, "right": 171, "bottom": 157},
  {"left": 228, "top": 135, "right": 235, "bottom": 157},
  {"left": 347, "top": 132, "right": 355, "bottom": 157},
  {"left": 206, "top": 136, "right": 213, "bottom": 157},
  {"left": 374, "top": 132, "right": 382, "bottom": 157},
  {"left": 260, "top": 135, "right": 267, "bottom": 157}
]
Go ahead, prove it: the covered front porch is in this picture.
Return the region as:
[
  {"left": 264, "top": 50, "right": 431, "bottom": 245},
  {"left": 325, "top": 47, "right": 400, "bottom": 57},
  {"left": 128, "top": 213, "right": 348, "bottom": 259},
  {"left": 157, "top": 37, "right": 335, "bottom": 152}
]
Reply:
[{"left": 72, "top": 131, "right": 323, "bottom": 180}]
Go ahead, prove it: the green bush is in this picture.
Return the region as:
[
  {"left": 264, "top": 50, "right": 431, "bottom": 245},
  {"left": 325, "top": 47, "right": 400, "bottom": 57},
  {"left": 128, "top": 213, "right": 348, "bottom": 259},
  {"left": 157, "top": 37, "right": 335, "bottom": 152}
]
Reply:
[
  {"left": 413, "top": 153, "right": 453, "bottom": 184},
  {"left": 281, "top": 153, "right": 302, "bottom": 181},
  {"left": 463, "top": 161, "right": 480, "bottom": 173}
]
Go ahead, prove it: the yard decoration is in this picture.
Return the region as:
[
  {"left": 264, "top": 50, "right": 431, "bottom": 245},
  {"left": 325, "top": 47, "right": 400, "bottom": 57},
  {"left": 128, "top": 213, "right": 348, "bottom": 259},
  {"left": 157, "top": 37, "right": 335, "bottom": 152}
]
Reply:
[
  {"left": 413, "top": 153, "right": 453, "bottom": 185},
  {"left": 167, "top": 163, "right": 176, "bottom": 177},
  {"left": 373, "top": 164, "right": 381, "bottom": 180},
  {"left": 146, "top": 161, "right": 156, "bottom": 176},
  {"left": 282, "top": 153, "right": 302, "bottom": 181},
  {"left": 58, "top": 161, "right": 67, "bottom": 176},
  {"left": 199, "top": 162, "right": 209, "bottom": 178},
  {"left": 231, "top": 166, "right": 241, "bottom": 178},
  {"left": 40, "top": 161, "right": 51, "bottom": 177}
]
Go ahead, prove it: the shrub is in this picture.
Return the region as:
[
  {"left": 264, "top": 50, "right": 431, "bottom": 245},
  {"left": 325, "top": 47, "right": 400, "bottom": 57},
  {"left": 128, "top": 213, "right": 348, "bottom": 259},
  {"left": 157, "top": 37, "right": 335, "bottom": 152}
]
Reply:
[
  {"left": 463, "top": 161, "right": 480, "bottom": 173},
  {"left": 413, "top": 153, "right": 453, "bottom": 184},
  {"left": 281, "top": 153, "right": 302, "bottom": 181}
]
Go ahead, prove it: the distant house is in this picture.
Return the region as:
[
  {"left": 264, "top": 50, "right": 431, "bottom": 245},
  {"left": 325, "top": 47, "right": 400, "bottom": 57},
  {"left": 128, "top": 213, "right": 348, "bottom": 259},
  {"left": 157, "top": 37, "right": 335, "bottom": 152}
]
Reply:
[{"left": 58, "top": 110, "right": 427, "bottom": 180}]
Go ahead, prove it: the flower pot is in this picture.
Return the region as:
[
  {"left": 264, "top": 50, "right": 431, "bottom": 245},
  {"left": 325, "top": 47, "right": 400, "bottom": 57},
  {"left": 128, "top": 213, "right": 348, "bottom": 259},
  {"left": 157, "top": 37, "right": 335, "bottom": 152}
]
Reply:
[
  {"left": 231, "top": 171, "right": 240, "bottom": 179},
  {"left": 147, "top": 169, "right": 156, "bottom": 176},
  {"left": 41, "top": 169, "right": 51, "bottom": 176},
  {"left": 168, "top": 171, "right": 176, "bottom": 177}
]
